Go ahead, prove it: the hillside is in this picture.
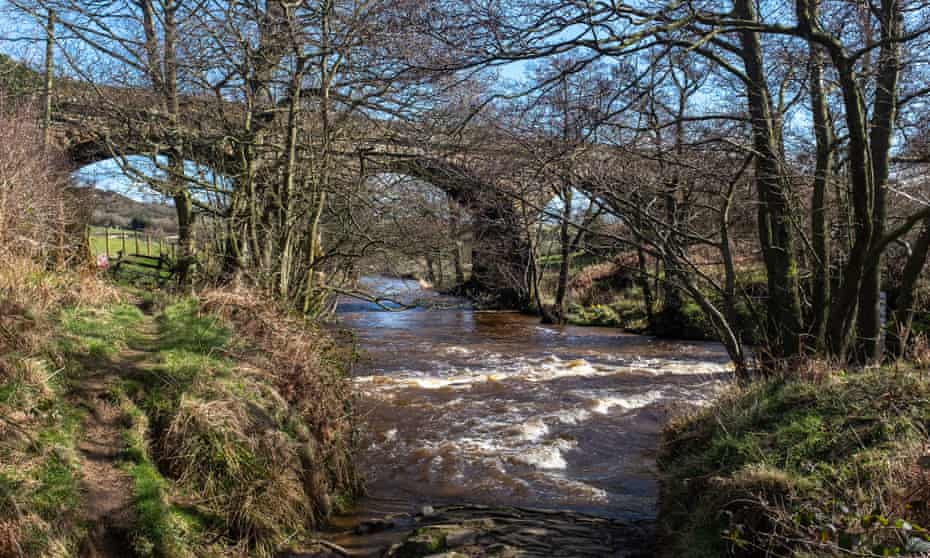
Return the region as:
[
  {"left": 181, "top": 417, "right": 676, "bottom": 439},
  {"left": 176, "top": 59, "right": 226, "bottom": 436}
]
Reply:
[{"left": 88, "top": 189, "right": 177, "bottom": 234}]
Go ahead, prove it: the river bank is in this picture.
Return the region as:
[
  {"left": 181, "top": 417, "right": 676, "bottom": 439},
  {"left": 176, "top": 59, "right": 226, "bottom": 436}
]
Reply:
[
  {"left": 0, "top": 261, "right": 360, "bottom": 557},
  {"left": 658, "top": 365, "right": 930, "bottom": 557}
]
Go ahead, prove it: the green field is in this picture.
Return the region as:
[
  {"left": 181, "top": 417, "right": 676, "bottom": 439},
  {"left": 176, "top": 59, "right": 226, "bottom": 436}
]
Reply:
[
  {"left": 89, "top": 227, "right": 173, "bottom": 259},
  {"left": 89, "top": 227, "right": 175, "bottom": 283}
]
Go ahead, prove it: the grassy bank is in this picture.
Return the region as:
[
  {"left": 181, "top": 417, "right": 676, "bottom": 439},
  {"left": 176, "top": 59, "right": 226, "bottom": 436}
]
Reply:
[
  {"left": 0, "top": 258, "right": 126, "bottom": 556},
  {"left": 561, "top": 260, "right": 764, "bottom": 343},
  {"left": 658, "top": 366, "right": 930, "bottom": 557},
  {"left": 1, "top": 258, "right": 360, "bottom": 557},
  {"left": 120, "top": 293, "right": 362, "bottom": 556}
]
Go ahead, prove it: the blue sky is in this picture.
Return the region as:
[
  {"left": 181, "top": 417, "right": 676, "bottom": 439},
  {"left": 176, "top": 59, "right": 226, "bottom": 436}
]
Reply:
[{"left": 75, "top": 159, "right": 174, "bottom": 203}]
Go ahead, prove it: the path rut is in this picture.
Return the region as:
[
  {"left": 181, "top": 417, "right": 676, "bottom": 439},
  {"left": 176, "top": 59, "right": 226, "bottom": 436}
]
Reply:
[{"left": 70, "top": 314, "right": 159, "bottom": 558}]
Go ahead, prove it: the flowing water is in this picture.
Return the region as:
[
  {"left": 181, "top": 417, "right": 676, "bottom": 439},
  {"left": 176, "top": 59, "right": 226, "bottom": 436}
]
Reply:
[{"left": 336, "top": 277, "right": 731, "bottom": 526}]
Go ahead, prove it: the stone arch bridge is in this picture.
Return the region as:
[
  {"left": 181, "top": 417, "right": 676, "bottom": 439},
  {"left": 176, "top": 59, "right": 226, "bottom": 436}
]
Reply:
[{"left": 47, "top": 88, "right": 531, "bottom": 305}]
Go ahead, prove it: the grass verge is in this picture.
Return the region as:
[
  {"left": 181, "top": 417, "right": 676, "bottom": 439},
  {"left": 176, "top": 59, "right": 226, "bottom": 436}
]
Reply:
[
  {"left": 658, "top": 366, "right": 930, "bottom": 557},
  {"left": 0, "top": 257, "right": 124, "bottom": 556},
  {"left": 121, "top": 291, "right": 361, "bottom": 557}
]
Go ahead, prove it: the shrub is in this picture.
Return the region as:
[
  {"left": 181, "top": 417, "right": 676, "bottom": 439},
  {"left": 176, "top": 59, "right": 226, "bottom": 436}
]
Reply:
[
  {"left": 0, "top": 100, "right": 90, "bottom": 265},
  {"left": 574, "top": 304, "right": 621, "bottom": 327}
]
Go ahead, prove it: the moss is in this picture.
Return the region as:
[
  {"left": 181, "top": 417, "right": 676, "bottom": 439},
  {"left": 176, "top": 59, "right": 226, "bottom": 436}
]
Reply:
[
  {"left": 396, "top": 528, "right": 448, "bottom": 557},
  {"left": 570, "top": 304, "right": 622, "bottom": 327},
  {"left": 659, "top": 367, "right": 930, "bottom": 557}
]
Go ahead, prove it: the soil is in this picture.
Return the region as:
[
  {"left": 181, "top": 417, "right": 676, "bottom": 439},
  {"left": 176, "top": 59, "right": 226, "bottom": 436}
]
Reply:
[{"left": 70, "top": 313, "right": 158, "bottom": 558}]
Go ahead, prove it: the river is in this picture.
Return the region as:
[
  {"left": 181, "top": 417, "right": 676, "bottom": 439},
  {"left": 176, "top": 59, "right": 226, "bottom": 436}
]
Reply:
[{"left": 335, "top": 277, "right": 731, "bottom": 527}]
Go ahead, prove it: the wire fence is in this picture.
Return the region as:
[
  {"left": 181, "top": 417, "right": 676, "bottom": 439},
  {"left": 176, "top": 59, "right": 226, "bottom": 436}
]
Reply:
[{"left": 87, "top": 226, "right": 177, "bottom": 260}]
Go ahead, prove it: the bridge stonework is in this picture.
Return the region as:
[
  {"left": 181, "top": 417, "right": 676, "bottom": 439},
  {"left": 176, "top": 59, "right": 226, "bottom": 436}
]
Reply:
[{"left": 50, "top": 94, "right": 531, "bottom": 307}]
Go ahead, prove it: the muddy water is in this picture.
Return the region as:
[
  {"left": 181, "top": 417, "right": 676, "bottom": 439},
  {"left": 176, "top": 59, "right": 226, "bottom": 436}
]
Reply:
[{"left": 337, "top": 277, "right": 731, "bottom": 524}]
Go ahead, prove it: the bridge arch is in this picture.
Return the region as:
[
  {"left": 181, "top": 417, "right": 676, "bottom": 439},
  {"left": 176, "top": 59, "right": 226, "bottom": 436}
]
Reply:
[{"left": 368, "top": 155, "right": 531, "bottom": 306}]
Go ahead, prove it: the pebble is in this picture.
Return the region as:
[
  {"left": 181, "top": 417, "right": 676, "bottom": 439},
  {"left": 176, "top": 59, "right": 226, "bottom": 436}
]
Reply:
[{"left": 444, "top": 528, "right": 477, "bottom": 547}]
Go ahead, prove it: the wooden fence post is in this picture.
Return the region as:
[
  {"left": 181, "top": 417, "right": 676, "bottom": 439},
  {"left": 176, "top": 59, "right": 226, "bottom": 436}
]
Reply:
[
  {"left": 135, "top": 232, "right": 139, "bottom": 255},
  {"left": 146, "top": 235, "right": 151, "bottom": 256},
  {"left": 105, "top": 227, "right": 110, "bottom": 257},
  {"left": 122, "top": 232, "right": 127, "bottom": 254}
]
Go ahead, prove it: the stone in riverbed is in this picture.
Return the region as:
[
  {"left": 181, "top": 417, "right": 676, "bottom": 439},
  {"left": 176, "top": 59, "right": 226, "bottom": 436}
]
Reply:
[
  {"left": 395, "top": 531, "right": 446, "bottom": 557},
  {"left": 443, "top": 528, "right": 477, "bottom": 547},
  {"left": 463, "top": 518, "right": 495, "bottom": 530},
  {"left": 354, "top": 517, "right": 396, "bottom": 535},
  {"left": 485, "top": 543, "right": 520, "bottom": 557}
]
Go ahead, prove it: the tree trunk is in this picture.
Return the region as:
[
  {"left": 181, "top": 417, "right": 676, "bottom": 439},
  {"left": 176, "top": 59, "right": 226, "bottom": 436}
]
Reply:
[
  {"left": 823, "top": 57, "right": 873, "bottom": 359},
  {"left": 173, "top": 188, "right": 195, "bottom": 288},
  {"left": 857, "top": 0, "right": 902, "bottom": 362},
  {"left": 450, "top": 199, "right": 466, "bottom": 285},
  {"left": 735, "top": 0, "right": 804, "bottom": 358},
  {"left": 809, "top": 39, "right": 833, "bottom": 350},
  {"left": 890, "top": 219, "right": 930, "bottom": 356},
  {"left": 553, "top": 187, "right": 573, "bottom": 324},
  {"left": 278, "top": 69, "right": 303, "bottom": 299}
]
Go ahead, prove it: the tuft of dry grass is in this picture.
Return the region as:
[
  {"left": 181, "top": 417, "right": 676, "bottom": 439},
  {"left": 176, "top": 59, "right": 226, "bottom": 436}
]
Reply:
[
  {"left": 659, "top": 366, "right": 930, "bottom": 557},
  {"left": 200, "top": 287, "right": 358, "bottom": 463},
  {"left": 123, "top": 289, "right": 361, "bottom": 557},
  {"left": 163, "top": 393, "right": 309, "bottom": 552}
]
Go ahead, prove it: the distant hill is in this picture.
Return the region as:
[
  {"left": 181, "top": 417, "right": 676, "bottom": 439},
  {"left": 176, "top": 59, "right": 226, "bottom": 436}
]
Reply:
[
  {"left": 0, "top": 53, "right": 43, "bottom": 100},
  {"left": 88, "top": 189, "right": 177, "bottom": 234}
]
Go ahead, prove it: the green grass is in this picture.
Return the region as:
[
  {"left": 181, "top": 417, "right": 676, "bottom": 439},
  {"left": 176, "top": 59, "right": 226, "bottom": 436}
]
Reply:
[
  {"left": 58, "top": 304, "right": 145, "bottom": 359},
  {"left": 117, "top": 297, "right": 347, "bottom": 557},
  {"left": 0, "top": 348, "right": 86, "bottom": 555},
  {"left": 114, "top": 386, "right": 204, "bottom": 558},
  {"left": 539, "top": 250, "right": 602, "bottom": 272},
  {"left": 659, "top": 367, "right": 930, "bottom": 557},
  {"left": 125, "top": 460, "right": 201, "bottom": 558},
  {"left": 89, "top": 226, "right": 172, "bottom": 259},
  {"left": 89, "top": 227, "right": 176, "bottom": 286}
]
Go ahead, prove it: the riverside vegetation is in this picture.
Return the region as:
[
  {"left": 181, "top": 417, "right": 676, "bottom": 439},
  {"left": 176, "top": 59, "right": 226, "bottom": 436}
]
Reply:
[
  {"left": 0, "top": 109, "right": 360, "bottom": 557},
  {"left": 1, "top": 257, "right": 360, "bottom": 557},
  {"left": 658, "top": 363, "right": 930, "bottom": 557}
]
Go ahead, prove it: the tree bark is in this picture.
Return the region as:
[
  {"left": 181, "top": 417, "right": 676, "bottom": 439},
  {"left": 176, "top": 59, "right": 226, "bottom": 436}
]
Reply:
[
  {"left": 809, "top": 38, "right": 833, "bottom": 350},
  {"left": 735, "top": 0, "right": 804, "bottom": 357},
  {"left": 553, "top": 186, "right": 573, "bottom": 324},
  {"left": 857, "top": 0, "right": 902, "bottom": 362},
  {"left": 890, "top": 219, "right": 930, "bottom": 355},
  {"left": 173, "top": 187, "right": 195, "bottom": 288}
]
